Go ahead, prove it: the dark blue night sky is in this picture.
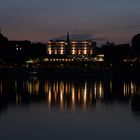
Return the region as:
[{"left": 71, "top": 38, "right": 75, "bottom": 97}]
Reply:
[{"left": 0, "top": 0, "right": 140, "bottom": 44}]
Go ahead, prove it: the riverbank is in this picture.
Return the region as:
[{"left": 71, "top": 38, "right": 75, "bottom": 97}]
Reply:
[{"left": 0, "top": 65, "right": 139, "bottom": 79}]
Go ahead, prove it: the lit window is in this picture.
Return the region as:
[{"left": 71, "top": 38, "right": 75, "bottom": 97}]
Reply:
[
  {"left": 60, "top": 49, "right": 64, "bottom": 54},
  {"left": 54, "top": 50, "right": 57, "bottom": 54},
  {"left": 83, "top": 50, "right": 87, "bottom": 54},
  {"left": 48, "top": 48, "right": 51, "bottom": 54},
  {"left": 72, "top": 50, "right": 76, "bottom": 54}
]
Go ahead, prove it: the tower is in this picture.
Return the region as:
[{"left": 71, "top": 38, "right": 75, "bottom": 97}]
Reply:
[
  {"left": 67, "top": 31, "right": 70, "bottom": 42},
  {"left": 65, "top": 32, "right": 70, "bottom": 55}
]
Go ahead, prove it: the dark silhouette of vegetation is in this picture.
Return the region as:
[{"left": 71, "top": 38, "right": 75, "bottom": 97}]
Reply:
[
  {"left": 0, "top": 30, "right": 140, "bottom": 75},
  {"left": 131, "top": 34, "right": 140, "bottom": 56},
  {"left": 0, "top": 31, "right": 46, "bottom": 65}
]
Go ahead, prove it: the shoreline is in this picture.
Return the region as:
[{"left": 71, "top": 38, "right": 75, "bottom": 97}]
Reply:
[{"left": 0, "top": 66, "right": 139, "bottom": 79}]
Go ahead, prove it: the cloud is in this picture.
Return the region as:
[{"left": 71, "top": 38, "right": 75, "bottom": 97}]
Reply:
[
  {"left": 51, "top": 33, "right": 107, "bottom": 47},
  {"left": 51, "top": 33, "right": 106, "bottom": 42}
]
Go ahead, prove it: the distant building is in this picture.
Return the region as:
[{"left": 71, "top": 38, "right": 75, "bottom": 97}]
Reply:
[
  {"left": 0, "top": 28, "right": 8, "bottom": 43},
  {"left": 47, "top": 32, "right": 96, "bottom": 55}
]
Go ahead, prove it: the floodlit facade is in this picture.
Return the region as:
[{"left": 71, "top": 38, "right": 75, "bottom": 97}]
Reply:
[
  {"left": 47, "top": 32, "right": 96, "bottom": 55},
  {"left": 70, "top": 41, "right": 95, "bottom": 55},
  {"left": 47, "top": 41, "right": 66, "bottom": 55}
]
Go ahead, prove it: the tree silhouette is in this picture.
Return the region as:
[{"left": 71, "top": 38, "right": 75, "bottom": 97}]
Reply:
[
  {"left": 131, "top": 34, "right": 140, "bottom": 56},
  {"left": 0, "top": 32, "right": 9, "bottom": 59}
]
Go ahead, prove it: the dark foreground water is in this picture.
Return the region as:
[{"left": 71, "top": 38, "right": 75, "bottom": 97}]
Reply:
[{"left": 0, "top": 75, "right": 140, "bottom": 140}]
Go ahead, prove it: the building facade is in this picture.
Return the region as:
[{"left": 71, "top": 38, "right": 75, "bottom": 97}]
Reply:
[{"left": 47, "top": 33, "right": 96, "bottom": 55}]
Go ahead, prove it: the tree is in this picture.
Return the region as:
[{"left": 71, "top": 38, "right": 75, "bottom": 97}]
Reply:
[{"left": 131, "top": 34, "right": 140, "bottom": 56}]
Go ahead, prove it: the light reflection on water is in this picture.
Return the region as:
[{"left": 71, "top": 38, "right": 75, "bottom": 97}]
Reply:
[
  {"left": 0, "top": 76, "right": 140, "bottom": 113},
  {"left": 0, "top": 76, "right": 140, "bottom": 140}
]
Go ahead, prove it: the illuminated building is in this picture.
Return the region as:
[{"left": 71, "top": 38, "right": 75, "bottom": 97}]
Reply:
[{"left": 47, "top": 32, "right": 96, "bottom": 55}]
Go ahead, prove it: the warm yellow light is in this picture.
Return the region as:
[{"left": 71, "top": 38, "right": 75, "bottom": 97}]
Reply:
[
  {"left": 72, "top": 85, "right": 75, "bottom": 104},
  {"left": 83, "top": 50, "right": 87, "bottom": 54},
  {"left": 78, "top": 91, "right": 81, "bottom": 103},
  {"left": 48, "top": 48, "right": 51, "bottom": 54},
  {"left": 44, "top": 82, "right": 49, "bottom": 94},
  {"left": 60, "top": 50, "right": 64, "bottom": 54},
  {"left": 98, "top": 58, "right": 104, "bottom": 62},
  {"left": 94, "top": 83, "right": 97, "bottom": 99},
  {"left": 27, "top": 81, "right": 32, "bottom": 94},
  {"left": 60, "top": 91, "right": 63, "bottom": 104},
  {"left": 26, "top": 59, "right": 34, "bottom": 64},
  {"left": 47, "top": 88, "right": 52, "bottom": 111},
  {"left": 54, "top": 50, "right": 57, "bottom": 54},
  {"left": 78, "top": 50, "right": 81, "bottom": 54},
  {"left": 90, "top": 50, "right": 93, "bottom": 54},
  {"left": 99, "top": 82, "right": 104, "bottom": 99},
  {"left": 72, "top": 50, "right": 76, "bottom": 54},
  {"left": 71, "top": 41, "right": 77, "bottom": 44},
  {"left": 123, "top": 83, "right": 129, "bottom": 97},
  {"left": 131, "top": 81, "right": 136, "bottom": 95},
  {"left": 83, "top": 81, "right": 87, "bottom": 111},
  {"left": 44, "top": 58, "right": 49, "bottom": 62},
  {"left": 34, "top": 81, "right": 39, "bottom": 94}
]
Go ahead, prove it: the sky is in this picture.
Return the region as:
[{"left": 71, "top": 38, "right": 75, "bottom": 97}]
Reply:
[{"left": 0, "top": 0, "right": 140, "bottom": 45}]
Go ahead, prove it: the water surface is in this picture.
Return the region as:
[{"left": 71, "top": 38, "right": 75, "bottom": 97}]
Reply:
[{"left": 0, "top": 76, "right": 140, "bottom": 140}]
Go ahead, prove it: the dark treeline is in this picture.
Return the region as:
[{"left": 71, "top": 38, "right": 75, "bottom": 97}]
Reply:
[
  {"left": 98, "top": 43, "right": 130, "bottom": 64},
  {"left": 97, "top": 34, "right": 140, "bottom": 68},
  {"left": 0, "top": 32, "right": 46, "bottom": 65},
  {"left": 0, "top": 31, "right": 140, "bottom": 67}
]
